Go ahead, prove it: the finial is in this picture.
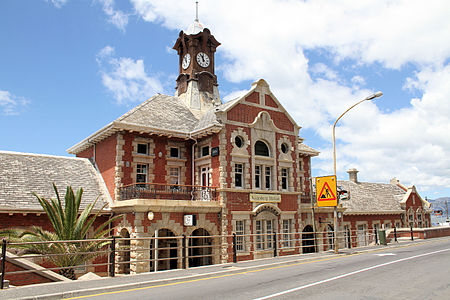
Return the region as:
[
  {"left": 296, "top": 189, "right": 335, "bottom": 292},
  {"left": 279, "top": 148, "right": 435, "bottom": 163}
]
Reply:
[{"left": 195, "top": 1, "right": 199, "bottom": 22}]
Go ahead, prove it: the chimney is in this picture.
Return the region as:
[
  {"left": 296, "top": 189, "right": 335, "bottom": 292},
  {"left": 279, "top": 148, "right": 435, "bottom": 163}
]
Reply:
[{"left": 347, "top": 168, "right": 359, "bottom": 183}]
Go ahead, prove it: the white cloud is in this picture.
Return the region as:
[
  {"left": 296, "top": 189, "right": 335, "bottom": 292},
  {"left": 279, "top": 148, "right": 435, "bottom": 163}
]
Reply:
[
  {"left": 96, "top": 46, "right": 164, "bottom": 105},
  {"left": 98, "top": 0, "right": 129, "bottom": 31},
  {"left": 47, "top": 0, "right": 67, "bottom": 8},
  {"left": 129, "top": 0, "right": 450, "bottom": 192},
  {"left": 0, "top": 90, "right": 30, "bottom": 115}
]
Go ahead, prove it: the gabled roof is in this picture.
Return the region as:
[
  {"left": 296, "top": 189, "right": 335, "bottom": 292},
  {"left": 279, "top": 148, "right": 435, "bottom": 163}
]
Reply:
[
  {"left": 298, "top": 143, "right": 320, "bottom": 156},
  {"left": 215, "top": 79, "right": 301, "bottom": 130},
  {"left": 0, "top": 151, "right": 111, "bottom": 213},
  {"left": 338, "top": 180, "right": 406, "bottom": 214}
]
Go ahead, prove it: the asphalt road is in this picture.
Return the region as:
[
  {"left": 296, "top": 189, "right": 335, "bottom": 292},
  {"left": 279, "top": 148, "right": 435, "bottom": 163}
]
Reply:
[{"left": 71, "top": 239, "right": 450, "bottom": 300}]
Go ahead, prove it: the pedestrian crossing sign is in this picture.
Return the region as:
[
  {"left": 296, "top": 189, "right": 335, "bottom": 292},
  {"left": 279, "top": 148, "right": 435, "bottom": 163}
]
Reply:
[{"left": 315, "top": 175, "right": 337, "bottom": 207}]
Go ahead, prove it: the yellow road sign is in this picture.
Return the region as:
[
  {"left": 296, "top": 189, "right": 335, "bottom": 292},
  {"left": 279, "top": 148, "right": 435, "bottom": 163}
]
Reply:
[{"left": 315, "top": 175, "right": 337, "bottom": 207}]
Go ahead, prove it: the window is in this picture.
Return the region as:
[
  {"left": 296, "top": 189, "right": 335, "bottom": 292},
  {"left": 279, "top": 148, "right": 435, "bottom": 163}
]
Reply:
[
  {"left": 137, "top": 143, "right": 148, "bottom": 155},
  {"left": 235, "top": 163, "right": 243, "bottom": 188},
  {"left": 169, "top": 167, "right": 180, "bottom": 185},
  {"left": 255, "top": 165, "right": 261, "bottom": 189},
  {"left": 255, "top": 141, "right": 269, "bottom": 156},
  {"left": 235, "top": 220, "right": 245, "bottom": 252},
  {"left": 265, "top": 167, "right": 272, "bottom": 190},
  {"left": 255, "top": 219, "right": 275, "bottom": 250},
  {"left": 136, "top": 164, "right": 148, "bottom": 183},
  {"left": 281, "top": 143, "right": 289, "bottom": 154},
  {"left": 235, "top": 136, "right": 244, "bottom": 148},
  {"left": 201, "top": 146, "right": 209, "bottom": 157},
  {"left": 170, "top": 147, "right": 179, "bottom": 158},
  {"left": 282, "top": 219, "right": 293, "bottom": 248},
  {"left": 281, "top": 168, "right": 288, "bottom": 190}
]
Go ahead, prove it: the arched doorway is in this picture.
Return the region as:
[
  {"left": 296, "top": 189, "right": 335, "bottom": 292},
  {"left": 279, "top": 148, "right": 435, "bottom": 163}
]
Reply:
[
  {"left": 150, "top": 229, "right": 178, "bottom": 271},
  {"left": 327, "top": 225, "right": 334, "bottom": 250},
  {"left": 118, "top": 229, "right": 130, "bottom": 274},
  {"left": 189, "top": 228, "right": 212, "bottom": 268},
  {"left": 302, "top": 225, "right": 316, "bottom": 253}
]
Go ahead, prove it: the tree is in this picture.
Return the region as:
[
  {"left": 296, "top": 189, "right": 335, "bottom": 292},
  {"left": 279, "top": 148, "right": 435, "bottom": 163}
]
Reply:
[{"left": 0, "top": 184, "right": 120, "bottom": 279}]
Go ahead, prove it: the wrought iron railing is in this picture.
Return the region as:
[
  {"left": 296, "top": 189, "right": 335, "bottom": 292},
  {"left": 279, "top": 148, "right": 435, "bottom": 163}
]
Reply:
[{"left": 120, "top": 183, "right": 218, "bottom": 201}]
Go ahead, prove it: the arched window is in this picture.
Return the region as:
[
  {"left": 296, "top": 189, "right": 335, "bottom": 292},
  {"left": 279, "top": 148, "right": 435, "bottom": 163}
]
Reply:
[{"left": 255, "top": 141, "right": 270, "bottom": 156}]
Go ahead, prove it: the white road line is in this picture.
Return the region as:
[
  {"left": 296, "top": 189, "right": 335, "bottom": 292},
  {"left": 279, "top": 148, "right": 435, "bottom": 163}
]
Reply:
[{"left": 254, "top": 248, "right": 450, "bottom": 300}]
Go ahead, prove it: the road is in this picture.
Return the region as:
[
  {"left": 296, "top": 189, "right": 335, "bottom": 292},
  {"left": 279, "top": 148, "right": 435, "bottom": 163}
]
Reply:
[{"left": 67, "top": 238, "right": 450, "bottom": 300}]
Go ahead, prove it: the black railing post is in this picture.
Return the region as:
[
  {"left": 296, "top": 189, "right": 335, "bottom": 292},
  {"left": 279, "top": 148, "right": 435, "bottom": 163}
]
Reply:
[
  {"left": 182, "top": 235, "right": 187, "bottom": 269},
  {"left": 273, "top": 232, "right": 277, "bottom": 257},
  {"left": 410, "top": 225, "right": 414, "bottom": 241},
  {"left": 374, "top": 227, "right": 378, "bottom": 245},
  {"left": 1, "top": 239, "right": 7, "bottom": 289},
  {"left": 394, "top": 226, "right": 398, "bottom": 242},
  {"left": 347, "top": 229, "right": 351, "bottom": 249},
  {"left": 109, "top": 236, "right": 116, "bottom": 277},
  {"left": 232, "top": 233, "right": 237, "bottom": 263}
]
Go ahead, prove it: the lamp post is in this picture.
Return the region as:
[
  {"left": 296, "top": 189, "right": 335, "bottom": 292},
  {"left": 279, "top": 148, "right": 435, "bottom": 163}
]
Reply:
[{"left": 332, "top": 91, "right": 383, "bottom": 254}]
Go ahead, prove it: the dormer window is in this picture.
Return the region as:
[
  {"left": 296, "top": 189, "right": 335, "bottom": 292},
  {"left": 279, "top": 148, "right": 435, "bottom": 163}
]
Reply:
[
  {"left": 255, "top": 141, "right": 269, "bottom": 156},
  {"left": 137, "top": 143, "right": 149, "bottom": 155}
]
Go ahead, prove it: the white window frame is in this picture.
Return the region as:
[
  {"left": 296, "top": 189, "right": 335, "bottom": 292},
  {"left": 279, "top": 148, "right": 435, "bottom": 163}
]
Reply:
[
  {"left": 281, "top": 168, "right": 288, "bottom": 190},
  {"left": 235, "top": 220, "right": 245, "bottom": 252},
  {"left": 235, "top": 163, "right": 244, "bottom": 188},
  {"left": 169, "top": 147, "right": 180, "bottom": 158},
  {"left": 255, "top": 165, "right": 261, "bottom": 189},
  {"left": 136, "top": 164, "right": 148, "bottom": 183},
  {"left": 137, "top": 143, "right": 149, "bottom": 155},
  {"left": 169, "top": 167, "right": 180, "bottom": 185},
  {"left": 265, "top": 166, "right": 272, "bottom": 190},
  {"left": 282, "top": 219, "right": 293, "bottom": 248}
]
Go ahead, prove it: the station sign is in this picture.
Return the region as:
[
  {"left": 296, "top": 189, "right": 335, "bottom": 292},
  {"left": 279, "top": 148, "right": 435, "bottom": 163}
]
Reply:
[{"left": 315, "top": 175, "right": 338, "bottom": 207}]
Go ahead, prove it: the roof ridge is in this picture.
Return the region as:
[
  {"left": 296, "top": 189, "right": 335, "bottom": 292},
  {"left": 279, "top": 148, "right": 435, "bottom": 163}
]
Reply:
[{"left": 0, "top": 150, "right": 88, "bottom": 161}]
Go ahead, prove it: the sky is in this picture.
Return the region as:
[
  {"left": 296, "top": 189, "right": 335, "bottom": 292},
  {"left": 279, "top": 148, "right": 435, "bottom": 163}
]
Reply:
[{"left": 1, "top": 0, "right": 450, "bottom": 199}]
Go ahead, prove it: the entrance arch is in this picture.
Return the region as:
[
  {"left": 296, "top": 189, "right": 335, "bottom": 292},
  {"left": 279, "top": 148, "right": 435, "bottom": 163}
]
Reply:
[
  {"left": 118, "top": 228, "right": 130, "bottom": 274},
  {"left": 189, "top": 228, "right": 212, "bottom": 268},
  {"left": 151, "top": 228, "right": 178, "bottom": 271},
  {"left": 302, "top": 225, "right": 316, "bottom": 253}
]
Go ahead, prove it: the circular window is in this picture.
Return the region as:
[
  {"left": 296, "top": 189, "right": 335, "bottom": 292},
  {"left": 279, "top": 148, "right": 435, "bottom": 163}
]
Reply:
[
  {"left": 281, "top": 143, "right": 289, "bottom": 154},
  {"left": 234, "top": 136, "right": 244, "bottom": 148}
]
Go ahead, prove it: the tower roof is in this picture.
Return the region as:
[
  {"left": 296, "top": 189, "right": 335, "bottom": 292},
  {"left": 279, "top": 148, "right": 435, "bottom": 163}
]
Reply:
[{"left": 185, "top": 20, "right": 206, "bottom": 35}]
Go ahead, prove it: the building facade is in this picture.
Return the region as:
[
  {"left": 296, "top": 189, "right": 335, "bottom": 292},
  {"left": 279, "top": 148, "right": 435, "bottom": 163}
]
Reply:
[{"left": 67, "top": 20, "right": 328, "bottom": 273}]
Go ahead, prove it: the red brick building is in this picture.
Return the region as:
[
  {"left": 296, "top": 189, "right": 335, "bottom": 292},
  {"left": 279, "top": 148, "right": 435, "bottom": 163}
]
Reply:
[
  {"left": 67, "top": 20, "right": 325, "bottom": 273},
  {"left": 339, "top": 168, "right": 431, "bottom": 247}
]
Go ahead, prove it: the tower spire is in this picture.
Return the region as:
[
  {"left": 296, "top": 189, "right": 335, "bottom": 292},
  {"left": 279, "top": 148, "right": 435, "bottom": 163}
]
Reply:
[{"left": 195, "top": 1, "right": 199, "bottom": 22}]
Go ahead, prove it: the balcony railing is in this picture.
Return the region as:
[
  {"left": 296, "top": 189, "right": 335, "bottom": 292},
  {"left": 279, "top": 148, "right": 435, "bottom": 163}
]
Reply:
[{"left": 120, "top": 183, "right": 218, "bottom": 201}]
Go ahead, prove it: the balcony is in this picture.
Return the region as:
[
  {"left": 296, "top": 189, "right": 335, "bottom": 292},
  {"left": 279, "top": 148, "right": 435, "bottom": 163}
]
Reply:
[{"left": 120, "top": 183, "right": 218, "bottom": 201}]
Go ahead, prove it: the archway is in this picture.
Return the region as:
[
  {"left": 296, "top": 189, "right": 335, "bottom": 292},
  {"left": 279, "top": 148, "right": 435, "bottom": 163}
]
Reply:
[
  {"left": 302, "top": 225, "right": 316, "bottom": 253},
  {"left": 118, "top": 229, "right": 130, "bottom": 274},
  {"left": 151, "top": 228, "right": 178, "bottom": 271},
  {"left": 189, "top": 228, "right": 212, "bottom": 268}
]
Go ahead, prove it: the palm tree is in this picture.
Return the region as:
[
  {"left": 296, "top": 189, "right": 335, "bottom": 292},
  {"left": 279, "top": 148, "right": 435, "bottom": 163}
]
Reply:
[{"left": 0, "top": 184, "right": 120, "bottom": 279}]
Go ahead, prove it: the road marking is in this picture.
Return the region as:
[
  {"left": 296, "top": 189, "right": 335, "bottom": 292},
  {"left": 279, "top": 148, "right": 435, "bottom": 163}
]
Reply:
[
  {"left": 375, "top": 253, "right": 396, "bottom": 256},
  {"left": 64, "top": 239, "right": 447, "bottom": 299},
  {"left": 253, "top": 248, "right": 450, "bottom": 300}
]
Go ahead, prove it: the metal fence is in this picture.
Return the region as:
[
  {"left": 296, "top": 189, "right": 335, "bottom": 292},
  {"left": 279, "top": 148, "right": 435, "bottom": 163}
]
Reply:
[
  {"left": 0, "top": 227, "right": 403, "bottom": 288},
  {"left": 120, "top": 183, "right": 218, "bottom": 201}
]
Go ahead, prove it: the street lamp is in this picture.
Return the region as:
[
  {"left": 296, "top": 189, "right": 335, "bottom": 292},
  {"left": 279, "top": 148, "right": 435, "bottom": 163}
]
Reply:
[{"left": 332, "top": 91, "right": 383, "bottom": 253}]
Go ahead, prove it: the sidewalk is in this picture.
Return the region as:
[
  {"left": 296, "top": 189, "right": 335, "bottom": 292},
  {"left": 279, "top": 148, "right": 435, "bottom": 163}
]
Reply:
[{"left": 0, "top": 238, "right": 431, "bottom": 300}]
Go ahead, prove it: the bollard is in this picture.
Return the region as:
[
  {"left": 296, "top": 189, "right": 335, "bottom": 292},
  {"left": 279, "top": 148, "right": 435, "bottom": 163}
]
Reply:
[
  {"left": 394, "top": 226, "right": 398, "bottom": 243},
  {"left": 273, "top": 232, "right": 277, "bottom": 257},
  {"left": 374, "top": 227, "right": 378, "bottom": 245},
  {"left": 109, "top": 236, "right": 116, "bottom": 277},
  {"left": 410, "top": 225, "right": 414, "bottom": 241},
  {"left": 1, "top": 239, "right": 6, "bottom": 289},
  {"left": 232, "top": 233, "right": 237, "bottom": 263}
]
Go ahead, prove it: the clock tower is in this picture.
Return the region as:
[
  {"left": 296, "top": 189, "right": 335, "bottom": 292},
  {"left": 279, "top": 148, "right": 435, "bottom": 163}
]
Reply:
[{"left": 173, "top": 19, "right": 221, "bottom": 117}]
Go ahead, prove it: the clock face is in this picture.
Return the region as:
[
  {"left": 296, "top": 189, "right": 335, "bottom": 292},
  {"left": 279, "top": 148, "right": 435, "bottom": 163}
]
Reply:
[
  {"left": 196, "top": 52, "right": 210, "bottom": 68},
  {"left": 182, "top": 53, "right": 191, "bottom": 69}
]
